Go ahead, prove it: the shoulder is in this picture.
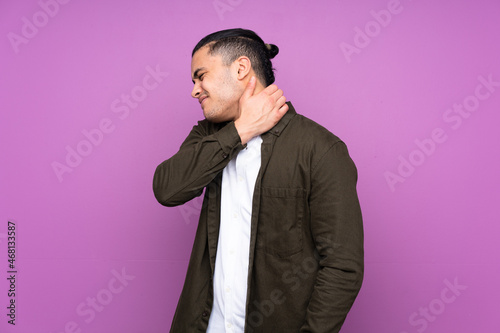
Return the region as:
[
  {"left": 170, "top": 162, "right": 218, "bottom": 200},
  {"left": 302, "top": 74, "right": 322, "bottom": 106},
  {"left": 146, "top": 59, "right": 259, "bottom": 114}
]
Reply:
[
  {"left": 281, "top": 109, "right": 353, "bottom": 170},
  {"left": 195, "top": 118, "right": 226, "bottom": 132},
  {"left": 286, "top": 111, "right": 343, "bottom": 148},
  {"left": 185, "top": 118, "right": 228, "bottom": 138}
]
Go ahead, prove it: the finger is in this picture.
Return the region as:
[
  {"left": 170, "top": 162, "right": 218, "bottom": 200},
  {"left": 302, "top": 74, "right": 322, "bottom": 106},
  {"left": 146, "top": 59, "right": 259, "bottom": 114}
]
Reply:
[
  {"left": 274, "top": 96, "right": 286, "bottom": 110},
  {"left": 271, "top": 99, "right": 289, "bottom": 123},
  {"left": 270, "top": 96, "right": 287, "bottom": 115},
  {"left": 280, "top": 102, "right": 289, "bottom": 113},
  {"left": 241, "top": 76, "right": 257, "bottom": 100},
  {"left": 277, "top": 101, "right": 289, "bottom": 115},
  {"left": 270, "top": 88, "right": 284, "bottom": 102},
  {"left": 262, "top": 83, "right": 278, "bottom": 96}
]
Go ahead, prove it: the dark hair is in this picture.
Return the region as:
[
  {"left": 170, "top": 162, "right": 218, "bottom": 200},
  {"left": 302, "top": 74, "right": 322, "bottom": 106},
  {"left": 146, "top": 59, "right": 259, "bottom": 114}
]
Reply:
[{"left": 192, "top": 28, "right": 279, "bottom": 86}]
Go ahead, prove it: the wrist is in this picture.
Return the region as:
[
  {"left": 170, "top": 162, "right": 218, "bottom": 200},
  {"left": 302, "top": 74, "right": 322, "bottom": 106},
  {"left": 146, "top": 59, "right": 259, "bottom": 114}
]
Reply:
[{"left": 234, "top": 119, "right": 254, "bottom": 145}]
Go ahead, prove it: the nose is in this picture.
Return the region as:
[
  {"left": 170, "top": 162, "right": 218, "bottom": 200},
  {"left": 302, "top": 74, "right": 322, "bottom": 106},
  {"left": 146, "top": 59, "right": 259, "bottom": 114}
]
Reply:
[{"left": 191, "top": 82, "right": 202, "bottom": 99}]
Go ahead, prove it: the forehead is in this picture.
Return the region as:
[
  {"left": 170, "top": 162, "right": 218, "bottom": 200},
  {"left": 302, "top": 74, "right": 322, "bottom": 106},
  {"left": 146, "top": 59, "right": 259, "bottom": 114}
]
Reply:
[{"left": 191, "top": 45, "right": 223, "bottom": 74}]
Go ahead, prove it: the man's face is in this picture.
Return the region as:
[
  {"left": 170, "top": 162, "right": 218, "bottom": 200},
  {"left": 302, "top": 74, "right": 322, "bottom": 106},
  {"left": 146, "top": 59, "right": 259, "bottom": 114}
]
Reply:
[{"left": 191, "top": 46, "right": 241, "bottom": 122}]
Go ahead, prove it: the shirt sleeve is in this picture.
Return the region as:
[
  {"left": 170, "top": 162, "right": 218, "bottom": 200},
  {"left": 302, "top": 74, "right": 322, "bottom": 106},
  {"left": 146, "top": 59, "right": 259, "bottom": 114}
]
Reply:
[
  {"left": 301, "top": 141, "right": 364, "bottom": 333},
  {"left": 153, "top": 120, "right": 245, "bottom": 207}
]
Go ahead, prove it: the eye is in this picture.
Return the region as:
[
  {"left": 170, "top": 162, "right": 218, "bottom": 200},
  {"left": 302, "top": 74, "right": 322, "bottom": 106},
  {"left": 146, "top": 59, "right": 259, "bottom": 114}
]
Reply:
[{"left": 199, "top": 73, "right": 205, "bottom": 81}]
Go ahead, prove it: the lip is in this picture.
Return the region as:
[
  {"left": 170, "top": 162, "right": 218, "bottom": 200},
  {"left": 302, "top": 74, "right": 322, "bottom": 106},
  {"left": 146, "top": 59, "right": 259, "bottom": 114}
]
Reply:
[{"left": 199, "top": 96, "right": 208, "bottom": 105}]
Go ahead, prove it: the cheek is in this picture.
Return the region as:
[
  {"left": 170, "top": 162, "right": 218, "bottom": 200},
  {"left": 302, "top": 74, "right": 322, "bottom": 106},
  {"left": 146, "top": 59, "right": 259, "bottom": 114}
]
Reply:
[
  {"left": 218, "top": 78, "right": 238, "bottom": 101},
  {"left": 201, "top": 82, "right": 214, "bottom": 98}
]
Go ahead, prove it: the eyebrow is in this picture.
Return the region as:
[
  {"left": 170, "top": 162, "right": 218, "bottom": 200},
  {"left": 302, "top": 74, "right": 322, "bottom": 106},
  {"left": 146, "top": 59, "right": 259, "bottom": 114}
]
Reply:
[{"left": 192, "top": 67, "right": 206, "bottom": 84}]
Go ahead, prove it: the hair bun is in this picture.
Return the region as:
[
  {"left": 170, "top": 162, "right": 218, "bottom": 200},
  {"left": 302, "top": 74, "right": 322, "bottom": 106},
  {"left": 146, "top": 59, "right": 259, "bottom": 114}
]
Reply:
[{"left": 265, "top": 43, "right": 279, "bottom": 59}]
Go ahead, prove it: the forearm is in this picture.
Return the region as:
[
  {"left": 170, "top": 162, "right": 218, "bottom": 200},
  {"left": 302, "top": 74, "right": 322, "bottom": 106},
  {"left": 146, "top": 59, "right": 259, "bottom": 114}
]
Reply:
[
  {"left": 301, "top": 259, "right": 363, "bottom": 332},
  {"left": 153, "top": 120, "right": 244, "bottom": 206}
]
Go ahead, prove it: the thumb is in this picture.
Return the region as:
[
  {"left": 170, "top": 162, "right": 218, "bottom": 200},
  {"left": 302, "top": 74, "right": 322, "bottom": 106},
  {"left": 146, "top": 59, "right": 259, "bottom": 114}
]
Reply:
[{"left": 241, "top": 76, "right": 256, "bottom": 100}]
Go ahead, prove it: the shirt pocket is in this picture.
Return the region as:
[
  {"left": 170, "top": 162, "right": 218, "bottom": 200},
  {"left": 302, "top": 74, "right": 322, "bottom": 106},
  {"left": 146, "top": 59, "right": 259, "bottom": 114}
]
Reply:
[{"left": 256, "top": 187, "right": 306, "bottom": 258}]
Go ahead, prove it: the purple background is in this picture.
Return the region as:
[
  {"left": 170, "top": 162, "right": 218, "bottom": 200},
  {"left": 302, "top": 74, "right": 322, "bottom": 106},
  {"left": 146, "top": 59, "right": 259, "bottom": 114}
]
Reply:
[{"left": 1, "top": 0, "right": 499, "bottom": 332}]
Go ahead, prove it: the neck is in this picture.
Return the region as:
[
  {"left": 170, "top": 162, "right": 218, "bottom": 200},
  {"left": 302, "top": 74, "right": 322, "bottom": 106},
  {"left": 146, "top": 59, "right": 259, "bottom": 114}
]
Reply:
[
  {"left": 253, "top": 82, "right": 265, "bottom": 94},
  {"left": 230, "top": 78, "right": 266, "bottom": 123}
]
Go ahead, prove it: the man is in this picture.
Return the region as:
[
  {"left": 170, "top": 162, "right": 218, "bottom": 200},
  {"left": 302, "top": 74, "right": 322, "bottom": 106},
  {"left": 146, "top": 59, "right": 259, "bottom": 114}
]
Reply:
[{"left": 153, "top": 28, "right": 363, "bottom": 332}]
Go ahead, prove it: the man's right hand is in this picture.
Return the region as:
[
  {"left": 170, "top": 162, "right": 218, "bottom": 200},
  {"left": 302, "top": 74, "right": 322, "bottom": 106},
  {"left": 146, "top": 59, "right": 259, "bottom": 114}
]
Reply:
[{"left": 234, "top": 76, "right": 289, "bottom": 145}]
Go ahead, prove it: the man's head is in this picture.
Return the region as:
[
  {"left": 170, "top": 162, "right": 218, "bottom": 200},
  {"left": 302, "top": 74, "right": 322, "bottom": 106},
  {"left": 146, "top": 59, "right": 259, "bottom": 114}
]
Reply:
[{"left": 190, "top": 28, "right": 279, "bottom": 122}]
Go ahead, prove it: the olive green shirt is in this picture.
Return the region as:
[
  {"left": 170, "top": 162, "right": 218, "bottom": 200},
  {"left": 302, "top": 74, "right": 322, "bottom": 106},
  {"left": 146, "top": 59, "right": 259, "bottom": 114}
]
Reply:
[{"left": 153, "top": 102, "right": 364, "bottom": 332}]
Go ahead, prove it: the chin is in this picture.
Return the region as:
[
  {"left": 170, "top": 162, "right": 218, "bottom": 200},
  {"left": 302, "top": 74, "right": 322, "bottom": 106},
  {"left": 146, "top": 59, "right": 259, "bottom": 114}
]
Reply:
[
  {"left": 203, "top": 109, "right": 231, "bottom": 123},
  {"left": 205, "top": 115, "right": 227, "bottom": 123},
  {"left": 203, "top": 112, "right": 221, "bottom": 123}
]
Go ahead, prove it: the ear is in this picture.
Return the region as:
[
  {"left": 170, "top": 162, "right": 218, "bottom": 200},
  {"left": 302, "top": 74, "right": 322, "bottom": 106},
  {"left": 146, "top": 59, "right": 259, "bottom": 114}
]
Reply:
[{"left": 234, "top": 56, "right": 252, "bottom": 81}]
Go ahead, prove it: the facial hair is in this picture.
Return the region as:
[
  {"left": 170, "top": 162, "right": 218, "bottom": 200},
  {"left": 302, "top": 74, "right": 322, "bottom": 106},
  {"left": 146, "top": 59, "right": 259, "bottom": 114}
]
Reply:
[{"left": 203, "top": 68, "right": 241, "bottom": 123}]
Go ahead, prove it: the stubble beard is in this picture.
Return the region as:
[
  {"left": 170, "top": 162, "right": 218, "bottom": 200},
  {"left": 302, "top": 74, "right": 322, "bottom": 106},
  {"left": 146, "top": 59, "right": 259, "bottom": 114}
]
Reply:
[{"left": 204, "top": 71, "right": 241, "bottom": 123}]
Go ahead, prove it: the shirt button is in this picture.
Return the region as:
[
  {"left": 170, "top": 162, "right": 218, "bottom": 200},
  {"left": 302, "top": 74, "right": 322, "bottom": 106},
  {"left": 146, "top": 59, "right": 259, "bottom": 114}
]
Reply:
[
  {"left": 233, "top": 213, "right": 238, "bottom": 219},
  {"left": 225, "top": 286, "right": 231, "bottom": 293},
  {"left": 227, "top": 323, "right": 232, "bottom": 329}
]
